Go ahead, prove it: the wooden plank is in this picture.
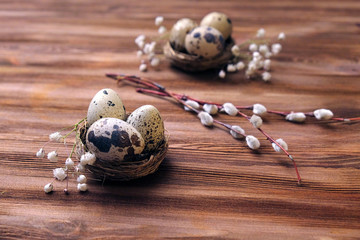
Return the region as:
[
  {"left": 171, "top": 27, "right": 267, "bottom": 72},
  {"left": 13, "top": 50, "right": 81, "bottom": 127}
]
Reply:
[{"left": 0, "top": 0, "right": 359, "bottom": 239}]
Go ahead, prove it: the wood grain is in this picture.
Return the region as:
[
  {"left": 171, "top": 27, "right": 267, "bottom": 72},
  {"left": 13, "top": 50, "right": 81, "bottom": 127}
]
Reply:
[{"left": 1, "top": 0, "right": 360, "bottom": 239}]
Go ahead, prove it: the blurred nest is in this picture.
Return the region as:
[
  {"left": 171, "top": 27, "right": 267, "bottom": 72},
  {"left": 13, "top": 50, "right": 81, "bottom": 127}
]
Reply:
[
  {"left": 163, "top": 38, "right": 235, "bottom": 72},
  {"left": 77, "top": 124, "right": 168, "bottom": 182}
]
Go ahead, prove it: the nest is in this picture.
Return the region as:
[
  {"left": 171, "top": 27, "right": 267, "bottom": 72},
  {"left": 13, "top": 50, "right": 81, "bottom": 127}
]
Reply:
[
  {"left": 78, "top": 124, "right": 168, "bottom": 182},
  {"left": 163, "top": 38, "right": 235, "bottom": 72}
]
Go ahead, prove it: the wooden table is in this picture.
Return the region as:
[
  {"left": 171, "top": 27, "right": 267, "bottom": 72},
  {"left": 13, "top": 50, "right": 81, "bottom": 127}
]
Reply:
[{"left": 1, "top": 1, "right": 360, "bottom": 239}]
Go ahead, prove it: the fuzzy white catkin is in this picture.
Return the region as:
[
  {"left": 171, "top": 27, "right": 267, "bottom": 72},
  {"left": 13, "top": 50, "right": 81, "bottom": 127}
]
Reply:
[
  {"left": 246, "top": 63, "right": 256, "bottom": 76},
  {"left": 80, "top": 152, "right": 96, "bottom": 166},
  {"left": 203, "top": 104, "right": 218, "bottom": 115},
  {"left": 253, "top": 104, "right": 267, "bottom": 116},
  {"left": 198, "top": 111, "right": 214, "bottom": 127},
  {"left": 149, "top": 41, "right": 156, "bottom": 53},
  {"left": 65, "top": 158, "right": 74, "bottom": 169},
  {"left": 139, "top": 63, "right": 147, "bottom": 72},
  {"left": 249, "top": 43, "right": 258, "bottom": 52},
  {"left": 236, "top": 61, "right": 245, "bottom": 71},
  {"left": 257, "top": 60, "right": 264, "bottom": 69},
  {"left": 285, "top": 112, "right": 306, "bottom": 122},
  {"left": 184, "top": 100, "right": 200, "bottom": 111},
  {"left": 230, "top": 125, "right": 245, "bottom": 139},
  {"left": 143, "top": 42, "right": 156, "bottom": 54},
  {"left": 136, "top": 50, "right": 143, "bottom": 58},
  {"left": 223, "top": 103, "right": 238, "bottom": 116},
  {"left": 44, "top": 183, "right": 53, "bottom": 193},
  {"left": 256, "top": 28, "right": 266, "bottom": 38},
  {"left": 143, "top": 44, "right": 150, "bottom": 54},
  {"left": 262, "top": 72, "right": 271, "bottom": 81},
  {"left": 264, "top": 51, "right": 272, "bottom": 59},
  {"left": 136, "top": 40, "right": 145, "bottom": 49},
  {"left": 150, "top": 42, "right": 156, "bottom": 52},
  {"left": 155, "top": 16, "right": 164, "bottom": 26},
  {"left": 77, "top": 175, "right": 87, "bottom": 184},
  {"left": 36, "top": 148, "right": 45, "bottom": 158},
  {"left": 263, "top": 59, "right": 271, "bottom": 71},
  {"left": 278, "top": 32, "right": 286, "bottom": 40},
  {"left": 246, "top": 135, "right": 261, "bottom": 150},
  {"left": 272, "top": 43, "right": 282, "bottom": 55},
  {"left": 252, "top": 51, "right": 261, "bottom": 60},
  {"left": 231, "top": 45, "right": 241, "bottom": 57},
  {"left": 150, "top": 57, "right": 160, "bottom": 67},
  {"left": 218, "top": 70, "right": 226, "bottom": 79},
  {"left": 135, "top": 35, "right": 145, "bottom": 44},
  {"left": 272, "top": 138, "right": 288, "bottom": 153},
  {"left": 77, "top": 183, "right": 88, "bottom": 192},
  {"left": 47, "top": 151, "right": 58, "bottom": 162},
  {"left": 53, "top": 168, "right": 67, "bottom": 181},
  {"left": 158, "top": 26, "right": 166, "bottom": 34},
  {"left": 250, "top": 115, "right": 263, "bottom": 128},
  {"left": 49, "top": 132, "right": 63, "bottom": 142},
  {"left": 313, "top": 109, "right": 334, "bottom": 120},
  {"left": 227, "top": 64, "right": 237, "bottom": 72},
  {"left": 259, "top": 44, "right": 269, "bottom": 55}
]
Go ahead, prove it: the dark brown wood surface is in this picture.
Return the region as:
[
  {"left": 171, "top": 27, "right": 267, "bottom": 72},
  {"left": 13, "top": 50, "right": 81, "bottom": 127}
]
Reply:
[{"left": 1, "top": 0, "right": 360, "bottom": 239}]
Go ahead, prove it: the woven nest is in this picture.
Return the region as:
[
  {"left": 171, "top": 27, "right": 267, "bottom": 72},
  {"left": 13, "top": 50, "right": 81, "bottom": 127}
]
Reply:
[
  {"left": 77, "top": 124, "right": 168, "bottom": 182},
  {"left": 163, "top": 38, "right": 235, "bottom": 72}
]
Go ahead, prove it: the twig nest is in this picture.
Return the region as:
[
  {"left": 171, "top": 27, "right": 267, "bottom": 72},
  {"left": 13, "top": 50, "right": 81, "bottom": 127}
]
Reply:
[
  {"left": 164, "top": 13, "right": 235, "bottom": 72},
  {"left": 81, "top": 89, "right": 168, "bottom": 181}
]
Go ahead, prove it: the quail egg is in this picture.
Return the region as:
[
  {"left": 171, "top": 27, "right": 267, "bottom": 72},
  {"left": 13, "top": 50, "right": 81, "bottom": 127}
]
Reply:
[
  {"left": 86, "top": 118, "right": 145, "bottom": 162},
  {"left": 87, "top": 88, "right": 126, "bottom": 126},
  {"left": 126, "top": 105, "right": 164, "bottom": 152},
  {"left": 200, "top": 12, "right": 232, "bottom": 40},
  {"left": 185, "top": 26, "right": 225, "bottom": 59},
  {"left": 169, "top": 18, "right": 198, "bottom": 52}
]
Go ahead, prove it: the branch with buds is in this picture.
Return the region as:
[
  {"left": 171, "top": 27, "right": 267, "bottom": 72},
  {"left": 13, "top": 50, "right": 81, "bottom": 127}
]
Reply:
[{"left": 106, "top": 74, "right": 356, "bottom": 185}]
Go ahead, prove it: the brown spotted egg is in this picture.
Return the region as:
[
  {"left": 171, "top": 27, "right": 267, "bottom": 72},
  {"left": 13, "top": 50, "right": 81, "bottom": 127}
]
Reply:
[
  {"left": 86, "top": 118, "right": 145, "bottom": 162},
  {"left": 185, "top": 26, "right": 225, "bottom": 59},
  {"left": 87, "top": 88, "right": 126, "bottom": 126},
  {"left": 200, "top": 12, "right": 232, "bottom": 40},
  {"left": 126, "top": 105, "right": 164, "bottom": 152},
  {"left": 169, "top": 18, "right": 198, "bottom": 52}
]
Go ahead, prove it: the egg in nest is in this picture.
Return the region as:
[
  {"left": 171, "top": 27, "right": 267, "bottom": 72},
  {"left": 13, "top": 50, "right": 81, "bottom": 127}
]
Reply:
[
  {"left": 200, "top": 12, "right": 232, "bottom": 40},
  {"left": 169, "top": 18, "right": 198, "bottom": 52},
  {"left": 127, "top": 105, "right": 165, "bottom": 152},
  {"left": 86, "top": 118, "right": 145, "bottom": 162},
  {"left": 185, "top": 26, "right": 225, "bottom": 59},
  {"left": 87, "top": 88, "right": 126, "bottom": 126}
]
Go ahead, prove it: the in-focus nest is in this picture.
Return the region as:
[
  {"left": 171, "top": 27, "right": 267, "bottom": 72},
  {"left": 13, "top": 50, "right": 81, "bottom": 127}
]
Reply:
[
  {"left": 77, "top": 123, "right": 168, "bottom": 182},
  {"left": 163, "top": 38, "right": 235, "bottom": 72}
]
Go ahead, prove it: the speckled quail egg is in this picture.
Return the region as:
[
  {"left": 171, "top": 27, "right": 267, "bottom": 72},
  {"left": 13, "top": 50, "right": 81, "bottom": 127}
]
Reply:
[
  {"left": 169, "top": 18, "right": 198, "bottom": 52},
  {"left": 126, "top": 105, "right": 164, "bottom": 152},
  {"left": 86, "top": 118, "right": 145, "bottom": 162},
  {"left": 87, "top": 88, "right": 126, "bottom": 126},
  {"left": 200, "top": 12, "right": 232, "bottom": 40},
  {"left": 185, "top": 26, "right": 225, "bottom": 59}
]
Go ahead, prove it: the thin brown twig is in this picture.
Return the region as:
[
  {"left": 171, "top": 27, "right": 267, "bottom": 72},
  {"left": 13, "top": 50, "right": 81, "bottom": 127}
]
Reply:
[
  {"left": 106, "top": 74, "right": 306, "bottom": 184},
  {"left": 136, "top": 87, "right": 360, "bottom": 123},
  {"left": 136, "top": 87, "right": 303, "bottom": 183}
]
